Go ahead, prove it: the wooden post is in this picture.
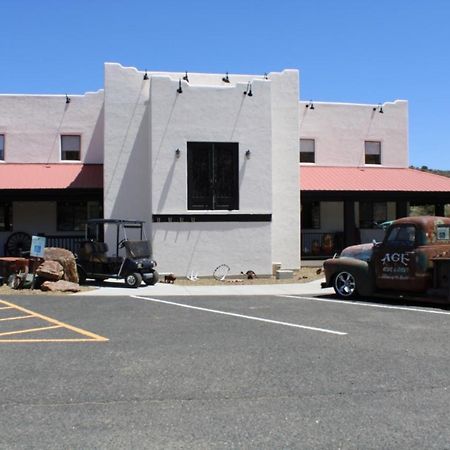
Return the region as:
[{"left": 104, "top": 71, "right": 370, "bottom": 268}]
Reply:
[
  {"left": 435, "top": 203, "right": 445, "bottom": 217},
  {"left": 344, "top": 200, "right": 357, "bottom": 248},
  {"left": 396, "top": 201, "right": 408, "bottom": 218}
]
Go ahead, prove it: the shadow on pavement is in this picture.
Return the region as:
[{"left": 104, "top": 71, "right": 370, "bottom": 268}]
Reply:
[{"left": 316, "top": 293, "right": 450, "bottom": 311}]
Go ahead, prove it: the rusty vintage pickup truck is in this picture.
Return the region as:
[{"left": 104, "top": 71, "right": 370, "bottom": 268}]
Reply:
[{"left": 322, "top": 216, "right": 450, "bottom": 301}]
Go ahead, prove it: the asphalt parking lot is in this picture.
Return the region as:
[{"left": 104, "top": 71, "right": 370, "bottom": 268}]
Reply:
[{"left": 2, "top": 292, "right": 450, "bottom": 449}]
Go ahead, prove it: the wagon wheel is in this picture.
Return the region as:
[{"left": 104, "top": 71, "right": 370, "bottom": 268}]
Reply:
[
  {"left": 5, "top": 232, "right": 32, "bottom": 256},
  {"left": 213, "top": 264, "right": 230, "bottom": 281}
]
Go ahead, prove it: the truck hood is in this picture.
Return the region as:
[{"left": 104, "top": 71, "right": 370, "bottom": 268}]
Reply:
[{"left": 340, "top": 243, "right": 374, "bottom": 262}]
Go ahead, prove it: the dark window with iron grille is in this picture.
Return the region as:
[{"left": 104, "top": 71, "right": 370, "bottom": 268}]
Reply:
[
  {"left": 365, "top": 141, "right": 381, "bottom": 164},
  {"left": 0, "top": 202, "right": 12, "bottom": 231},
  {"left": 300, "top": 139, "right": 315, "bottom": 163},
  {"left": 61, "top": 135, "right": 81, "bottom": 161},
  {"left": 187, "top": 142, "right": 239, "bottom": 210},
  {"left": 359, "top": 201, "right": 387, "bottom": 228},
  {"left": 301, "top": 201, "right": 320, "bottom": 229},
  {"left": 0, "top": 134, "right": 4, "bottom": 160},
  {"left": 57, "top": 200, "right": 102, "bottom": 231}
]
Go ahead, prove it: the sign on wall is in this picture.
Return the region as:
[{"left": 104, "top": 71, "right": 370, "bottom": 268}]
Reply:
[{"left": 30, "top": 235, "right": 46, "bottom": 258}]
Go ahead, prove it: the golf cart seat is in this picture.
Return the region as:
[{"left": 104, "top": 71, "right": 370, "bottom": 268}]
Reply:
[
  {"left": 78, "top": 241, "right": 109, "bottom": 263},
  {"left": 122, "top": 240, "right": 152, "bottom": 259}
]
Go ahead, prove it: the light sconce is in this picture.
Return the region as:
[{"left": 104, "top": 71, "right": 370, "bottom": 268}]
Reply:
[
  {"left": 305, "top": 100, "right": 314, "bottom": 110},
  {"left": 183, "top": 71, "right": 189, "bottom": 82},
  {"left": 177, "top": 79, "right": 183, "bottom": 94},
  {"left": 65, "top": 94, "right": 71, "bottom": 104},
  {"left": 222, "top": 72, "right": 230, "bottom": 83},
  {"left": 373, "top": 104, "right": 384, "bottom": 114},
  {"left": 143, "top": 70, "right": 149, "bottom": 80},
  {"left": 175, "top": 148, "right": 181, "bottom": 158},
  {"left": 245, "top": 149, "right": 251, "bottom": 159},
  {"left": 243, "top": 82, "right": 253, "bottom": 97}
]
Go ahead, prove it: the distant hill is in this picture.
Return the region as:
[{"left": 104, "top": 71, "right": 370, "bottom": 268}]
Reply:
[{"left": 409, "top": 166, "right": 450, "bottom": 178}]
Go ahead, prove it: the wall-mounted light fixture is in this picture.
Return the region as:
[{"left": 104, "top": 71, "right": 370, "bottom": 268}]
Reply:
[
  {"left": 65, "top": 94, "right": 71, "bottom": 104},
  {"left": 245, "top": 149, "right": 251, "bottom": 159},
  {"left": 222, "top": 72, "right": 230, "bottom": 83},
  {"left": 243, "top": 82, "right": 253, "bottom": 97},
  {"left": 183, "top": 71, "right": 189, "bottom": 82},
  {"left": 264, "top": 73, "right": 268, "bottom": 80},
  {"left": 177, "top": 79, "right": 183, "bottom": 94},
  {"left": 373, "top": 104, "right": 384, "bottom": 114},
  {"left": 143, "top": 70, "right": 149, "bottom": 80},
  {"left": 305, "top": 100, "right": 314, "bottom": 110},
  {"left": 175, "top": 148, "right": 181, "bottom": 158}
]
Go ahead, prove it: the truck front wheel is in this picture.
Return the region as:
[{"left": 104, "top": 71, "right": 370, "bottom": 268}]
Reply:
[{"left": 333, "top": 271, "right": 358, "bottom": 299}]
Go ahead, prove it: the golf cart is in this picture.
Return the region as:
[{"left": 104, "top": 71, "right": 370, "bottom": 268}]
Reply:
[{"left": 76, "top": 219, "right": 158, "bottom": 288}]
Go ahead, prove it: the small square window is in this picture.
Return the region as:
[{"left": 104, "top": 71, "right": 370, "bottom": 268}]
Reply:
[
  {"left": 365, "top": 141, "right": 381, "bottom": 164},
  {"left": 300, "top": 139, "right": 315, "bottom": 163},
  {"left": 0, "top": 134, "right": 4, "bottom": 160},
  {"left": 437, "top": 225, "right": 450, "bottom": 240},
  {"left": 61, "top": 135, "right": 81, "bottom": 160}
]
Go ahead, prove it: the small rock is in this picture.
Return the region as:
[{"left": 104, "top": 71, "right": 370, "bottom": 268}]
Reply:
[
  {"left": 41, "top": 280, "right": 81, "bottom": 292},
  {"left": 36, "top": 260, "right": 64, "bottom": 281}
]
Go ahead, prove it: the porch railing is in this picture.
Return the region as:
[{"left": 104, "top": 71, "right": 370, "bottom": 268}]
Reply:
[
  {"left": 40, "top": 235, "right": 86, "bottom": 255},
  {"left": 301, "top": 232, "right": 344, "bottom": 259}
]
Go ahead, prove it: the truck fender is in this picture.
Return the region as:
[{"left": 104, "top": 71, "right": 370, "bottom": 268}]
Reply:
[{"left": 324, "top": 257, "right": 374, "bottom": 296}]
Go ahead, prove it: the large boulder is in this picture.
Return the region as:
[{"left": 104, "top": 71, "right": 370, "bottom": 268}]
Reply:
[
  {"left": 41, "top": 280, "right": 81, "bottom": 293},
  {"left": 43, "top": 247, "right": 78, "bottom": 283},
  {"left": 36, "top": 260, "right": 64, "bottom": 281}
]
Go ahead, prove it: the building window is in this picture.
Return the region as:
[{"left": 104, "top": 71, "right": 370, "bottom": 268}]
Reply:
[
  {"left": 301, "top": 201, "right": 320, "bottom": 229},
  {"left": 187, "top": 142, "right": 239, "bottom": 210},
  {"left": 359, "top": 201, "right": 387, "bottom": 228},
  {"left": 0, "top": 202, "right": 12, "bottom": 231},
  {"left": 61, "top": 135, "right": 81, "bottom": 161},
  {"left": 0, "top": 134, "right": 4, "bottom": 160},
  {"left": 300, "top": 139, "right": 315, "bottom": 163},
  {"left": 365, "top": 141, "right": 381, "bottom": 164},
  {"left": 57, "top": 200, "right": 102, "bottom": 231}
]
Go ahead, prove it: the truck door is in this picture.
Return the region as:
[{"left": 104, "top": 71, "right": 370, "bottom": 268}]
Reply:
[{"left": 373, "top": 224, "right": 418, "bottom": 291}]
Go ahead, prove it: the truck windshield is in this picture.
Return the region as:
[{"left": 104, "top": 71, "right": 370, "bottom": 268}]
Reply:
[{"left": 386, "top": 225, "right": 416, "bottom": 246}]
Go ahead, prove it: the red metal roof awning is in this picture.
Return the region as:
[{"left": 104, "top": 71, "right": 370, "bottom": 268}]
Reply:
[
  {"left": 300, "top": 166, "right": 450, "bottom": 192},
  {"left": 0, "top": 164, "right": 103, "bottom": 190}
]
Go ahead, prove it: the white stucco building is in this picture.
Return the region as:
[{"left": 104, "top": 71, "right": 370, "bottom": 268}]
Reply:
[
  {"left": 1, "top": 62, "right": 449, "bottom": 275},
  {"left": 0, "top": 63, "right": 300, "bottom": 276},
  {"left": 299, "top": 100, "right": 450, "bottom": 258},
  {"left": 103, "top": 63, "right": 299, "bottom": 276}
]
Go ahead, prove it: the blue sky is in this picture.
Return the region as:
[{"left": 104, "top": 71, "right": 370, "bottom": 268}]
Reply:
[{"left": 1, "top": 0, "right": 449, "bottom": 169}]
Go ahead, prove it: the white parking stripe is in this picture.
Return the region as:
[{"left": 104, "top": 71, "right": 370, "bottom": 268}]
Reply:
[
  {"left": 130, "top": 295, "right": 347, "bottom": 336},
  {"left": 279, "top": 295, "right": 450, "bottom": 316}
]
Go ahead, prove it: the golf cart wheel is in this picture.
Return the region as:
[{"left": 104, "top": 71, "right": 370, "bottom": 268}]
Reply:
[
  {"left": 144, "top": 270, "right": 159, "bottom": 286},
  {"left": 125, "top": 272, "right": 142, "bottom": 288},
  {"left": 333, "top": 271, "right": 358, "bottom": 299}
]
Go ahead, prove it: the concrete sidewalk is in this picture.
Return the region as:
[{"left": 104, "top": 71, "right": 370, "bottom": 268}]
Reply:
[{"left": 75, "top": 277, "right": 333, "bottom": 297}]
